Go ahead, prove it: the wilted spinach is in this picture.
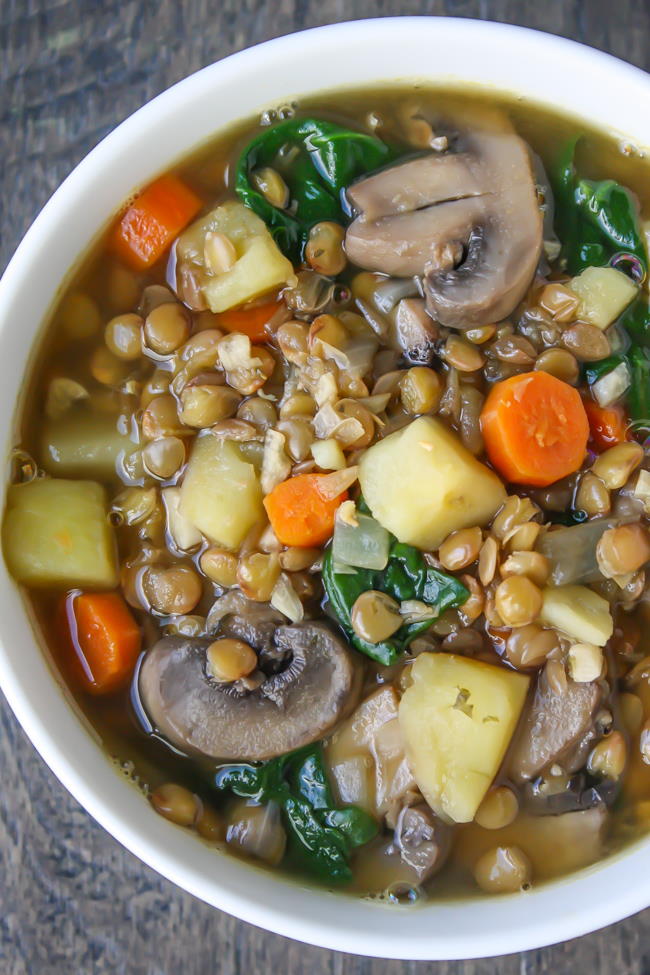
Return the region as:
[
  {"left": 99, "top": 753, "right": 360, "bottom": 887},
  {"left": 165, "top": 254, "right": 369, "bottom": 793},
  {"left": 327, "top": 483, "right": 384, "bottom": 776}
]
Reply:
[
  {"left": 214, "top": 744, "right": 377, "bottom": 883},
  {"left": 322, "top": 540, "right": 469, "bottom": 666},
  {"left": 553, "top": 138, "right": 647, "bottom": 275}
]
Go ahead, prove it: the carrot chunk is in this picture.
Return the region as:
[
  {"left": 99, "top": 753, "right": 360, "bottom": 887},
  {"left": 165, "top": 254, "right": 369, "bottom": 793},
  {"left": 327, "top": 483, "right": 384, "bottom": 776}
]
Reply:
[
  {"left": 480, "top": 371, "right": 589, "bottom": 487},
  {"left": 63, "top": 591, "right": 141, "bottom": 694},
  {"left": 583, "top": 399, "right": 629, "bottom": 452},
  {"left": 263, "top": 474, "right": 348, "bottom": 547},
  {"left": 216, "top": 298, "right": 283, "bottom": 343},
  {"left": 110, "top": 174, "right": 201, "bottom": 270}
]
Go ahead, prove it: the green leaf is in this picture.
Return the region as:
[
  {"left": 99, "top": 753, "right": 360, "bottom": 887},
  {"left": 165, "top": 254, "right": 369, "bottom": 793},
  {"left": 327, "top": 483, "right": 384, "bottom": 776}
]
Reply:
[
  {"left": 235, "top": 117, "right": 393, "bottom": 261},
  {"left": 552, "top": 138, "right": 647, "bottom": 275},
  {"left": 322, "top": 540, "right": 469, "bottom": 665},
  {"left": 323, "top": 807, "right": 378, "bottom": 848}
]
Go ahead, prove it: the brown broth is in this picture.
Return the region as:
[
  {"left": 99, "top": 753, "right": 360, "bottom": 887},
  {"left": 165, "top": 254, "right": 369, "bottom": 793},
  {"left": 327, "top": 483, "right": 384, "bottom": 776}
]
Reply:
[{"left": 11, "top": 82, "right": 650, "bottom": 900}]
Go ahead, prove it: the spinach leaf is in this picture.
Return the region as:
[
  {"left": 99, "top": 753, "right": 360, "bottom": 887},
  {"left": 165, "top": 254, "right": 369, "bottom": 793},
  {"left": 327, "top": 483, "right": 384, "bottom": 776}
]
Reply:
[
  {"left": 235, "top": 118, "right": 392, "bottom": 261},
  {"left": 626, "top": 345, "right": 650, "bottom": 426},
  {"left": 553, "top": 138, "right": 647, "bottom": 274},
  {"left": 322, "top": 539, "right": 469, "bottom": 666},
  {"left": 214, "top": 744, "right": 378, "bottom": 884}
]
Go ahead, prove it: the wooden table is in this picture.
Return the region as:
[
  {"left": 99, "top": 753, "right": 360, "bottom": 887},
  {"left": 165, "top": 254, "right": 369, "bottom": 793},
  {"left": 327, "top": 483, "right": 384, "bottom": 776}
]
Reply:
[{"left": 2, "top": 1, "right": 650, "bottom": 971}]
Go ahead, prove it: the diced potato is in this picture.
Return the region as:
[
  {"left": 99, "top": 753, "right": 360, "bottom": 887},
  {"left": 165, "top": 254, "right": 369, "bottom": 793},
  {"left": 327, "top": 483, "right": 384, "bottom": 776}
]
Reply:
[
  {"left": 569, "top": 266, "right": 638, "bottom": 330},
  {"left": 311, "top": 438, "right": 346, "bottom": 471},
  {"left": 326, "top": 686, "right": 415, "bottom": 817},
  {"left": 2, "top": 478, "right": 118, "bottom": 589},
  {"left": 399, "top": 654, "right": 529, "bottom": 824},
  {"left": 162, "top": 487, "right": 202, "bottom": 551},
  {"left": 540, "top": 584, "right": 613, "bottom": 646},
  {"left": 179, "top": 434, "right": 263, "bottom": 550},
  {"left": 176, "top": 201, "right": 295, "bottom": 312},
  {"left": 358, "top": 416, "right": 506, "bottom": 550},
  {"left": 40, "top": 411, "right": 136, "bottom": 480}
]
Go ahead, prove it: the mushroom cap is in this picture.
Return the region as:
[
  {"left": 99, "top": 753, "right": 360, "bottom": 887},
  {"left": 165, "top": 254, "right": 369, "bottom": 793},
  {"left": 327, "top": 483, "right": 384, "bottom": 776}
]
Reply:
[
  {"left": 139, "top": 622, "right": 362, "bottom": 761},
  {"left": 345, "top": 127, "right": 543, "bottom": 329},
  {"left": 508, "top": 674, "right": 602, "bottom": 783}
]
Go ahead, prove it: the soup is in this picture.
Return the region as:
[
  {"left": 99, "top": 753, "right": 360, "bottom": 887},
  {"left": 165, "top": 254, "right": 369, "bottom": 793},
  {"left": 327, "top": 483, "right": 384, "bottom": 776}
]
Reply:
[{"left": 5, "top": 84, "right": 650, "bottom": 902}]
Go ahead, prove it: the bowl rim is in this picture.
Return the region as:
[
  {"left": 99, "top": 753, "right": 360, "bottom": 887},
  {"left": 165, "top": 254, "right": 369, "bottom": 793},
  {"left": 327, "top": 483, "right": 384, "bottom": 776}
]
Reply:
[{"left": 2, "top": 16, "right": 650, "bottom": 960}]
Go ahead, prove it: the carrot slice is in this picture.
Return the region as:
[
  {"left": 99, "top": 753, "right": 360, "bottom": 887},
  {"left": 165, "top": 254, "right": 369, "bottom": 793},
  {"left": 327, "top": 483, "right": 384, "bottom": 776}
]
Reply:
[
  {"left": 215, "top": 299, "right": 283, "bottom": 343},
  {"left": 110, "top": 174, "right": 201, "bottom": 270},
  {"left": 263, "top": 474, "right": 348, "bottom": 547},
  {"left": 480, "top": 371, "right": 589, "bottom": 487},
  {"left": 583, "top": 399, "right": 629, "bottom": 452},
  {"left": 63, "top": 591, "right": 141, "bottom": 695}
]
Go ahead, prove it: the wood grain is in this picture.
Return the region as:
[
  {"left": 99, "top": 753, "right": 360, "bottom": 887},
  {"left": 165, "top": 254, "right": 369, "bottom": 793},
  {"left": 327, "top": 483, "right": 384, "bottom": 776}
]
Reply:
[{"left": 2, "top": 1, "right": 650, "bottom": 972}]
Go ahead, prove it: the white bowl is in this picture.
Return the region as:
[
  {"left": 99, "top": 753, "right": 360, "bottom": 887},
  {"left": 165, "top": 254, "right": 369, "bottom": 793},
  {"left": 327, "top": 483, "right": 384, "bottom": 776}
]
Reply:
[{"left": 2, "top": 16, "right": 650, "bottom": 961}]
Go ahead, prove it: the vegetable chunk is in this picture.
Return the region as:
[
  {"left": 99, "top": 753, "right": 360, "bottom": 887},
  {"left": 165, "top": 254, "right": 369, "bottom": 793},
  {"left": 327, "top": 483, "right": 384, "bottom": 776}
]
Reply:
[
  {"left": 176, "top": 201, "right": 295, "bottom": 312},
  {"left": 3, "top": 479, "right": 118, "bottom": 589},
  {"left": 569, "top": 266, "right": 638, "bottom": 330},
  {"left": 111, "top": 174, "right": 202, "bottom": 270},
  {"left": 358, "top": 416, "right": 505, "bottom": 550},
  {"left": 480, "top": 371, "right": 589, "bottom": 486},
  {"left": 539, "top": 584, "right": 613, "bottom": 646},
  {"left": 179, "top": 435, "right": 263, "bottom": 550},
  {"left": 399, "top": 653, "right": 529, "bottom": 823},
  {"left": 66, "top": 591, "right": 141, "bottom": 694}
]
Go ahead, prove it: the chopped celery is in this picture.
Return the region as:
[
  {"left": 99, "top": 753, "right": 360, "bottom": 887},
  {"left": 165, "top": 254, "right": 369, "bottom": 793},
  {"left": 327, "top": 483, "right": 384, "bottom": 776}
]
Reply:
[
  {"left": 3, "top": 478, "right": 118, "bottom": 588},
  {"left": 41, "top": 411, "right": 135, "bottom": 480},
  {"left": 332, "top": 512, "right": 390, "bottom": 571}
]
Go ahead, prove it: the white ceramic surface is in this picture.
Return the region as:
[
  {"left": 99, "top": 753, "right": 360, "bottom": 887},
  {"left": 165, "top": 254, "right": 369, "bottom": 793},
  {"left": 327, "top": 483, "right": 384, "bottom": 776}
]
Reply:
[{"left": 2, "top": 17, "right": 650, "bottom": 961}]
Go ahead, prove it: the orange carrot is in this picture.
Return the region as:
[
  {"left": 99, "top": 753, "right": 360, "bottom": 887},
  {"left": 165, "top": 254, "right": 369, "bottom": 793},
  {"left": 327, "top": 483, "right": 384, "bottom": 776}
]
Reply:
[
  {"left": 63, "top": 591, "right": 141, "bottom": 695},
  {"left": 216, "top": 299, "right": 283, "bottom": 343},
  {"left": 263, "top": 474, "right": 348, "bottom": 547},
  {"left": 480, "top": 371, "right": 589, "bottom": 487},
  {"left": 583, "top": 399, "right": 629, "bottom": 452},
  {"left": 110, "top": 174, "right": 202, "bottom": 270}
]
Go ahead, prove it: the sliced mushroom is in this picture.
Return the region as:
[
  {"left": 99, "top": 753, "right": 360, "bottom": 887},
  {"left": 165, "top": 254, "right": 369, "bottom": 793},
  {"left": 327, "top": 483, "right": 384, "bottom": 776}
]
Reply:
[
  {"left": 393, "top": 803, "right": 452, "bottom": 882},
  {"left": 508, "top": 674, "right": 602, "bottom": 783},
  {"left": 139, "top": 622, "right": 362, "bottom": 761},
  {"left": 522, "top": 772, "right": 619, "bottom": 816},
  {"left": 345, "top": 128, "right": 543, "bottom": 329}
]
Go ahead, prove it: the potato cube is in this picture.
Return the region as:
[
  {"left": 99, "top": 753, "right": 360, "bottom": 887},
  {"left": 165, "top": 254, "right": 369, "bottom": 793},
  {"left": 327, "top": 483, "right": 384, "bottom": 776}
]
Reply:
[
  {"left": 179, "top": 434, "right": 263, "bottom": 550},
  {"left": 177, "top": 201, "right": 295, "bottom": 312},
  {"left": 540, "top": 584, "right": 613, "bottom": 646},
  {"left": 358, "top": 416, "right": 506, "bottom": 550},
  {"left": 399, "top": 653, "right": 529, "bottom": 823},
  {"left": 570, "top": 266, "right": 638, "bottom": 330},
  {"left": 3, "top": 478, "right": 118, "bottom": 589}
]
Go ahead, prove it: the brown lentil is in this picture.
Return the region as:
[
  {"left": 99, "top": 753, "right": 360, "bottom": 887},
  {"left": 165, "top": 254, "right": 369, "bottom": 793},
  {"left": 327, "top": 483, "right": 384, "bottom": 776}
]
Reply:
[
  {"left": 351, "top": 590, "right": 402, "bottom": 644},
  {"left": 151, "top": 783, "right": 199, "bottom": 827},
  {"left": 90, "top": 346, "right": 130, "bottom": 386},
  {"left": 195, "top": 803, "right": 225, "bottom": 842},
  {"left": 142, "top": 437, "right": 186, "bottom": 479},
  {"left": 200, "top": 548, "right": 239, "bottom": 587},
  {"left": 305, "top": 222, "right": 347, "bottom": 276},
  {"left": 399, "top": 367, "right": 443, "bottom": 415},
  {"left": 561, "top": 322, "right": 611, "bottom": 361},
  {"left": 501, "top": 551, "right": 550, "bottom": 587},
  {"left": 144, "top": 302, "right": 191, "bottom": 355},
  {"left": 534, "top": 347, "right": 580, "bottom": 384},
  {"left": 588, "top": 730, "right": 627, "bottom": 780},
  {"left": 143, "top": 564, "right": 203, "bottom": 615},
  {"left": 443, "top": 335, "right": 485, "bottom": 372},
  {"left": 576, "top": 472, "right": 611, "bottom": 517},
  {"left": 439, "top": 527, "right": 482, "bottom": 571},
  {"left": 505, "top": 623, "right": 558, "bottom": 669},
  {"left": 251, "top": 166, "right": 290, "bottom": 208},
  {"left": 592, "top": 442, "right": 644, "bottom": 490},
  {"left": 180, "top": 385, "right": 241, "bottom": 427},
  {"left": 206, "top": 638, "right": 258, "bottom": 682},
  {"left": 596, "top": 523, "right": 650, "bottom": 578},
  {"left": 478, "top": 536, "right": 499, "bottom": 586},
  {"left": 494, "top": 576, "right": 543, "bottom": 627},
  {"left": 105, "top": 313, "right": 143, "bottom": 360},
  {"left": 474, "top": 846, "right": 532, "bottom": 894},
  {"left": 475, "top": 787, "right": 519, "bottom": 830},
  {"left": 237, "top": 553, "right": 281, "bottom": 602}
]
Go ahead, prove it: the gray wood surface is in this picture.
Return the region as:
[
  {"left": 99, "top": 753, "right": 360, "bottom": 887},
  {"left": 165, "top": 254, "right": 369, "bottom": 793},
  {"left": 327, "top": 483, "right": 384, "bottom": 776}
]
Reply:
[{"left": 2, "top": 1, "right": 650, "bottom": 972}]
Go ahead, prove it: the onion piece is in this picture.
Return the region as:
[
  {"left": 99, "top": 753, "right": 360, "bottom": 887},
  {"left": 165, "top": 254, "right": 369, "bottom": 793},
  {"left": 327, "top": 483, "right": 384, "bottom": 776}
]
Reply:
[
  {"left": 46, "top": 378, "right": 89, "bottom": 419},
  {"left": 537, "top": 519, "right": 618, "bottom": 585},
  {"left": 270, "top": 572, "right": 304, "bottom": 623},
  {"left": 261, "top": 429, "right": 291, "bottom": 495},
  {"left": 315, "top": 465, "right": 359, "bottom": 501},
  {"left": 591, "top": 361, "right": 631, "bottom": 407},
  {"left": 332, "top": 510, "right": 390, "bottom": 571}
]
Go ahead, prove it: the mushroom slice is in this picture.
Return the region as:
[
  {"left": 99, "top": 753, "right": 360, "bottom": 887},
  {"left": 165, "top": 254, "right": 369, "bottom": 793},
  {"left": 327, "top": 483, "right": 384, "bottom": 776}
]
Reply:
[
  {"left": 508, "top": 674, "right": 602, "bottom": 783},
  {"left": 345, "top": 129, "right": 543, "bottom": 329},
  {"left": 139, "top": 623, "right": 362, "bottom": 761},
  {"left": 393, "top": 803, "right": 452, "bottom": 883}
]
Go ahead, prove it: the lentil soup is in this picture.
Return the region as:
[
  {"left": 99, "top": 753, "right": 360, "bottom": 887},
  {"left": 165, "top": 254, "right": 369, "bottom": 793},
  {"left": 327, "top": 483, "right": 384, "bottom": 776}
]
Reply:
[{"left": 6, "top": 84, "right": 650, "bottom": 902}]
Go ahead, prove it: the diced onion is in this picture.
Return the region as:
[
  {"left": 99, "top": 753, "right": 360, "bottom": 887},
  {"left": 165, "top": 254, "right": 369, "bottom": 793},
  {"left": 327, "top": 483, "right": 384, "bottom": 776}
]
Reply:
[
  {"left": 537, "top": 519, "right": 617, "bottom": 585},
  {"left": 591, "top": 361, "right": 631, "bottom": 408},
  {"left": 270, "top": 572, "right": 304, "bottom": 622},
  {"left": 315, "top": 466, "right": 359, "bottom": 501},
  {"left": 332, "top": 511, "right": 390, "bottom": 571}
]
